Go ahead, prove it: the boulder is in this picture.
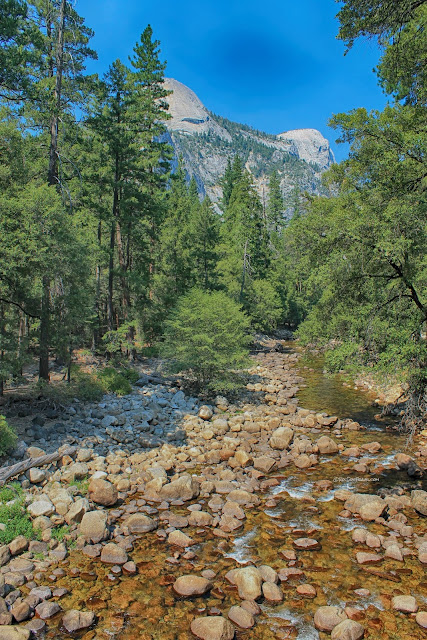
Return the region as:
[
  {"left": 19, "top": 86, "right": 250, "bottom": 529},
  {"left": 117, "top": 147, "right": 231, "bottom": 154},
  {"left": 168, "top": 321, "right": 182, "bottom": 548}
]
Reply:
[
  {"left": 262, "top": 582, "right": 283, "bottom": 602},
  {"left": 293, "top": 538, "right": 321, "bottom": 551},
  {"left": 317, "top": 436, "right": 339, "bottom": 454},
  {"left": 27, "top": 500, "right": 54, "bottom": 518},
  {"left": 79, "top": 510, "right": 108, "bottom": 544},
  {"left": 9, "top": 536, "right": 28, "bottom": 556},
  {"left": 173, "top": 575, "right": 212, "bottom": 597},
  {"left": 411, "top": 490, "right": 427, "bottom": 516},
  {"left": 199, "top": 406, "right": 213, "bottom": 420},
  {"left": 233, "top": 567, "right": 262, "bottom": 601},
  {"left": 270, "top": 427, "right": 294, "bottom": 450},
  {"left": 11, "top": 602, "right": 31, "bottom": 623},
  {"left": 88, "top": 479, "right": 118, "bottom": 506},
  {"left": 392, "top": 595, "right": 418, "bottom": 613},
  {"left": 29, "top": 468, "right": 46, "bottom": 484},
  {"left": 167, "top": 530, "right": 194, "bottom": 548},
  {"left": 160, "top": 474, "right": 200, "bottom": 502},
  {"left": 190, "top": 616, "right": 235, "bottom": 640},
  {"left": 0, "top": 628, "right": 30, "bottom": 640},
  {"left": 344, "top": 494, "right": 386, "bottom": 520},
  {"left": 416, "top": 611, "right": 427, "bottom": 629},
  {"left": 62, "top": 610, "right": 95, "bottom": 633},
  {"left": 123, "top": 513, "right": 157, "bottom": 534},
  {"left": 355, "top": 552, "right": 382, "bottom": 565},
  {"left": 65, "top": 498, "right": 89, "bottom": 525},
  {"left": 331, "top": 619, "right": 365, "bottom": 640},
  {"left": 314, "top": 606, "right": 347, "bottom": 632},
  {"left": 35, "top": 601, "right": 61, "bottom": 619},
  {"left": 296, "top": 584, "right": 317, "bottom": 598},
  {"left": 0, "top": 546, "right": 10, "bottom": 567},
  {"left": 188, "top": 511, "right": 213, "bottom": 527},
  {"left": 228, "top": 605, "right": 254, "bottom": 628},
  {"left": 100, "top": 543, "right": 128, "bottom": 565},
  {"left": 252, "top": 456, "right": 276, "bottom": 473}
]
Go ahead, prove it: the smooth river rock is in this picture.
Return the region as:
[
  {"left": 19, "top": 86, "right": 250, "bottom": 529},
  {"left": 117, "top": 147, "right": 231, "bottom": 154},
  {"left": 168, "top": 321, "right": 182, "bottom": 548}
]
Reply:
[
  {"left": 392, "top": 595, "right": 418, "bottom": 613},
  {"left": 173, "top": 575, "right": 212, "bottom": 597},
  {"left": 331, "top": 619, "right": 365, "bottom": 640},
  {"left": 233, "top": 567, "right": 262, "bottom": 601},
  {"left": 0, "top": 627, "right": 30, "bottom": 640},
  {"left": 62, "top": 610, "right": 95, "bottom": 633},
  {"left": 190, "top": 616, "right": 235, "bottom": 640},
  {"left": 88, "top": 479, "right": 118, "bottom": 506},
  {"left": 314, "top": 606, "right": 348, "bottom": 632},
  {"left": 100, "top": 543, "right": 128, "bottom": 565},
  {"left": 228, "top": 605, "right": 254, "bottom": 629}
]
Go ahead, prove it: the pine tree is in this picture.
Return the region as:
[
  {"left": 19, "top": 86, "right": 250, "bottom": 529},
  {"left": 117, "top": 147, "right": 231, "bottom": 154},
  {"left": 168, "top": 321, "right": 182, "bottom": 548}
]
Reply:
[
  {"left": 217, "top": 170, "right": 270, "bottom": 302},
  {"left": 267, "top": 171, "right": 284, "bottom": 233},
  {"left": 153, "top": 167, "right": 194, "bottom": 314},
  {"left": 220, "top": 155, "right": 243, "bottom": 209},
  {"left": 190, "top": 196, "right": 220, "bottom": 291}
]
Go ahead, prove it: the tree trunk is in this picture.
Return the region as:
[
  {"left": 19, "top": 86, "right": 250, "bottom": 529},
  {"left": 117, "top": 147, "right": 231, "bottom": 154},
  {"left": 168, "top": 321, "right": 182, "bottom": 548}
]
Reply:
[
  {"left": 93, "top": 218, "right": 102, "bottom": 349},
  {"left": 240, "top": 239, "right": 249, "bottom": 301},
  {"left": 39, "top": 0, "right": 66, "bottom": 381},
  {"left": 108, "top": 218, "right": 116, "bottom": 332}
]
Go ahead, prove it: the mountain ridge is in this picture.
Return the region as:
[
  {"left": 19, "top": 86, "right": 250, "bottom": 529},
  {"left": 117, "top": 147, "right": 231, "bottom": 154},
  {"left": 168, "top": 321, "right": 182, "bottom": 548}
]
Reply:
[{"left": 163, "top": 78, "right": 334, "bottom": 210}]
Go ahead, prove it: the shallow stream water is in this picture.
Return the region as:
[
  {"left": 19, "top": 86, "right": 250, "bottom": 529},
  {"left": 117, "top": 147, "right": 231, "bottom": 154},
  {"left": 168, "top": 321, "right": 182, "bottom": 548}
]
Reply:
[{"left": 35, "top": 344, "right": 427, "bottom": 640}]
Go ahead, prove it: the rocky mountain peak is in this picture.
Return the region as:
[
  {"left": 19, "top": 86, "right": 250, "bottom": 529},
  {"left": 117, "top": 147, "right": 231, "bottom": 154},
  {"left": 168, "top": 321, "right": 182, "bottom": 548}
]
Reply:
[
  {"left": 278, "top": 128, "right": 335, "bottom": 171},
  {"left": 163, "top": 78, "right": 334, "bottom": 209}
]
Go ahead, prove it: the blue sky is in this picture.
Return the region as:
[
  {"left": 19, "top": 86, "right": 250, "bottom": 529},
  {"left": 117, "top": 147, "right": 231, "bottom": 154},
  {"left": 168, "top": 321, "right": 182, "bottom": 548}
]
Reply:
[{"left": 77, "top": 0, "right": 389, "bottom": 161}]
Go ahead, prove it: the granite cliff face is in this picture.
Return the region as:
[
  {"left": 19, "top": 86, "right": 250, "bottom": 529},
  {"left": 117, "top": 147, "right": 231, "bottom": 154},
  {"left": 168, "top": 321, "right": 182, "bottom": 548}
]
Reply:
[{"left": 163, "top": 78, "right": 335, "bottom": 211}]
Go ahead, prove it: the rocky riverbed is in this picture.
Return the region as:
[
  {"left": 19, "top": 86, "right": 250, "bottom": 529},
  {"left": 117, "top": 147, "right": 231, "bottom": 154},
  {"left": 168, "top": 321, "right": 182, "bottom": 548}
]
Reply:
[{"left": 0, "top": 338, "right": 426, "bottom": 640}]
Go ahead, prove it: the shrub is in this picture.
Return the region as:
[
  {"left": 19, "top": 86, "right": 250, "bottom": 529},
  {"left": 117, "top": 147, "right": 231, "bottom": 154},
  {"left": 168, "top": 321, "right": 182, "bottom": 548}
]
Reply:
[
  {"left": 0, "top": 415, "right": 17, "bottom": 457},
  {"left": 161, "top": 289, "right": 252, "bottom": 392},
  {"left": 97, "top": 367, "right": 132, "bottom": 396},
  {"left": 118, "top": 366, "right": 140, "bottom": 384}
]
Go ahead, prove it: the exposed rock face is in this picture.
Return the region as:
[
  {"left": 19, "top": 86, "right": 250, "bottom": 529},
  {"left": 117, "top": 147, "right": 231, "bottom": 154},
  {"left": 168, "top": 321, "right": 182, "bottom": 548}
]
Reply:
[
  {"left": 278, "top": 128, "right": 335, "bottom": 171},
  {"left": 163, "top": 78, "right": 334, "bottom": 211}
]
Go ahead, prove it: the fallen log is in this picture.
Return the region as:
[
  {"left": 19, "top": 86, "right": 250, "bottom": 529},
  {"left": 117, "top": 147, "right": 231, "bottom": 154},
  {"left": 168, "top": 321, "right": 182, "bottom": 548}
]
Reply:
[{"left": 0, "top": 447, "right": 76, "bottom": 486}]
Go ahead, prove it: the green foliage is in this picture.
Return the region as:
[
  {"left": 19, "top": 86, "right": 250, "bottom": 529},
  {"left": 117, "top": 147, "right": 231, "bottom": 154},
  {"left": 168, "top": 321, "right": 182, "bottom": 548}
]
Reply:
[
  {"left": 337, "top": 1, "right": 426, "bottom": 104},
  {"left": 0, "top": 482, "right": 23, "bottom": 504},
  {"left": 0, "top": 415, "right": 17, "bottom": 456},
  {"left": 323, "top": 342, "right": 363, "bottom": 373},
  {"left": 51, "top": 524, "right": 71, "bottom": 542},
  {"left": 102, "top": 323, "right": 141, "bottom": 359},
  {"left": 68, "top": 476, "right": 89, "bottom": 494},
  {"left": 0, "top": 496, "right": 34, "bottom": 544},
  {"left": 161, "top": 289, "right": 252, "bottom": 392},
  {"left": 247, "top": 280, "right": 283, "bottom": 333},
  {"left": 286, "top": 3, "right": 427, "bottom": 399},
  {"left": 97, "top": 367, "right": 132, "bottom": 396},
  {"left": 118, "top": 366, "right": 140, "bottom": 384}
]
